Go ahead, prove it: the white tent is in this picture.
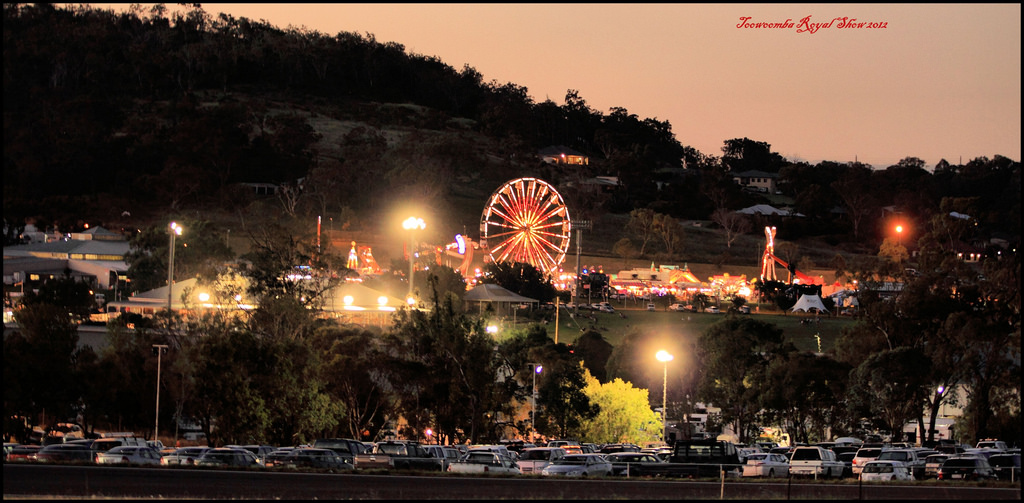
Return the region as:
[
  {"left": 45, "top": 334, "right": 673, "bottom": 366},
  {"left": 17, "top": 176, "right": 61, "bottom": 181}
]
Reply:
[{"left": 791, "top": 294, "right": 828, "bottom": 313}]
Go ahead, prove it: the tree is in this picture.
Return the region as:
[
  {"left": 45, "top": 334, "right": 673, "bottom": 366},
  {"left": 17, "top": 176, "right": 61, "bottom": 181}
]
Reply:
[
  {"left": 696, "top": 317, "right": 794, "bottom": 444},
  {"left": 537, "top": 360, "right": 599, "bottom": 440},
  {"left": 847, "top": 347, "right": 931, "bottom": 442},
  {"left": 612, "top": 238, "right": 637, "bottom": 269},
  {"left": 626, "top": 208, "right": 657, "bottom": 257},
  {"left": 572, "top": 330, "right": 614, "bottom": 382},
  {"left": 762, "top": 353, "right": 851, "bottom": 444},
  {"left": 311, "top": 325, "right": 393, "bottom": 441},
  {"left": 653, "top": 213, "right": 684, "bottom": 257},
  {"left": 579, "top": 370, "right": 662, "bottom": 445},
  {"left": 711, "top": 208, "right": 751, "bottom": 249}
]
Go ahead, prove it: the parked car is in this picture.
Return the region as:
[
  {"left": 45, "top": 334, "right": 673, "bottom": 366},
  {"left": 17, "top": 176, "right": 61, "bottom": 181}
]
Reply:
[
  {"left": 742, "top": 452, "right": 790, "bottom": 478},
  {"left": 34, "top": 443, "right": 97, "bottom": 464},
  {"left": 161, "top": 446, "right": 212, "bottom": 466},
  {"left": 447, "top": 451, "right": 521, "bottom": 475},
  {"left": 788, "top": 446, "right": 844, "bottom": 478},
  {"left": 667, "top": 303, "right": 689, "bottom": 312},
  {"left": 987, "top": 453, "right": 1020, "bottom": 481},
  {"left": 738, "top": 305, "right": 751, "bottom": 314},
  {"left": 6, "top": 445, "right": 42, "bottom": 462},
  {"left": 195, "top": 448, "right": 262, "bottom": 468},
  {"left": 646, "top": 303, "right": 656, "bottom": 311},
  {"left": 924, "top": 453, "right": 950, "bottom": 479},
  {"left": 604, "top": 452, "right": 665, "bottom": 476},
  {"left": 938, "top": 455, "right": 996, "bottom": 481},
  {"left": 422, "top": 445, "right": 462, "bottom": 471},
  {"left": 851, "top": 447, "right": 884, "bottom": 475},
  {"left": 705, "top": 305, "right": 721, "bottom": 314},
  {"left": 227, "top": 445, "right": 276, "bottom": 465},
  {"left": 975, "top": 440, "right": 1009, "bottom": 451},
  {"left": 836, "top": 451, "right": 856, "bottom": 478},
  {"left": 263, "top": 448, "right": 298, "bottom": 468},
  {"left": 517, "top": 447, "right": 566, "bottom": 475},
  {"left": 95, "top": 446, "right": 162, "bottom": 466},
  {"left": 860, "top": 460, "right": 914, "bottom": 481},
  {"left": 280, "top": 448, "right": 352, "bottom": 471},
  {"left": 876, "top": 448, "right": 926, "bottom": 479},
  {"left": 313, "top": 438, "right": 368, "bottom": 464},
  {"left": 540, "top": 454, "right": 613, "bottom": 477}
]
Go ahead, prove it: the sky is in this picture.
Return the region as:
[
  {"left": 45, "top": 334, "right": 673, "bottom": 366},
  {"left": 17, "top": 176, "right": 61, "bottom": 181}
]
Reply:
[{"left": 91, "top": 3, "right": 1020, "bottom": 170}]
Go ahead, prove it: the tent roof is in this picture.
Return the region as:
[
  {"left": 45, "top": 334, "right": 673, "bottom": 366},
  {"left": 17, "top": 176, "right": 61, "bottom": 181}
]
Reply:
[
  {"left": 464, "top": 284, "right": 539, "bottom": 303},
  {"left": 791, "top": 294, "right": 828, "bottom": 312}
]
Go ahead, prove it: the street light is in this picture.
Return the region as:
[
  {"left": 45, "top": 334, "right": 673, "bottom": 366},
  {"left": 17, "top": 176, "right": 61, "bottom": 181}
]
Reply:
[
  {"left": 529, "top": 363, "right": 543, "bottom": 443},
  {"left": 656, "top": 350, "right": 674, "bottom": 443},
  {"left": 152, "top": 344, "right": 169, "bottom": 442},
  {"left": 402, "top": 217, "right": 425, "bottom": 300},
  {"left": 895, "top": 224, "right": 904, "bottom": 246},
  {"left": 167, "top": 222, "right": 183, "bottom": 315}
]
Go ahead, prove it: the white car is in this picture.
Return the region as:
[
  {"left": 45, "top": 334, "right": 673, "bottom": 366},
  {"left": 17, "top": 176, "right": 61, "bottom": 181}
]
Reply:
[
  {"left": 705, "top": 305, "right": 721, "bottom": 313},
  {"left": 742, "top": 453, "right": 790, "bottom": 478},
  {"left": 95, "top": 446, "right": 162, "bottom": 465},
  {"left": 540, "top": 454, "right": 612, "bottom": 477},
  {"left": 667, "top": 303, "right": 691, "bottom": 312},
  {"left": 860, "top": 460, "right": 914, "bottom": 481}
]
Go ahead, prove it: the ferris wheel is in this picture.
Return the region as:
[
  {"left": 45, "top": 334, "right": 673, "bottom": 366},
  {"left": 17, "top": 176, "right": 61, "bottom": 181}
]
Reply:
[{"left": 480, "top": 177, "right": 572, "bottom": 274}]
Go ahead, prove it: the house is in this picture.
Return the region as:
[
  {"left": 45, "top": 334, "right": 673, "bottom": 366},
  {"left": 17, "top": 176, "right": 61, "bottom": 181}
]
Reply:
[
  {"left": 3, "top": 238, "right": 130, "bottom": 290},
  {"left": 538, "top": 145, "right": 589, "bottom": 166},
  {"left": 731, "top": 170, "right": 778, "bottom": 194}
]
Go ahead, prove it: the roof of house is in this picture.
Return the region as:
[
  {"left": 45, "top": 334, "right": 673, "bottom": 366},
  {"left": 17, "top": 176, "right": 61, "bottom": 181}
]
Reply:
[
  {"left": 732, "top": 170, "right": 778, "bottom": 179},
  {"left": 538, "top": 145, "right": 587, "bottom": 157}
]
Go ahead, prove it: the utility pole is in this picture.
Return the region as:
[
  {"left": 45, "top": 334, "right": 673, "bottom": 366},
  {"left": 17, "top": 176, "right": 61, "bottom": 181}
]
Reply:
[{"left": 572, "top": 220, "right": 590, "bottom": 314}]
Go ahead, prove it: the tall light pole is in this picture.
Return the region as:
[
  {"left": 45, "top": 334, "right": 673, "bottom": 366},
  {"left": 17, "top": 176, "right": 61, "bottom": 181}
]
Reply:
[
  {"left": 167, "top": 222, "right": 182, "bottom": 316},
  {"left": 153, "top": 344, "right": 169, "bottom": 442},
  {"left": 656, "top": 350, "right": 674, "bottom": 444},
  {"left": 529, "top": 363, "right": 543, "bottom": 443},
  {"left": 402, "top": 217, "right": 425, "bottom": 301}
]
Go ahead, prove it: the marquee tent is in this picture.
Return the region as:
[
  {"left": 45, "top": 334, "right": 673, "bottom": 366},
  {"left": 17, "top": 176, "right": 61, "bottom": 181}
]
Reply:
[
  {"left": 791, "top": 293, "right": 829, "bottom": 313},
  {"left": 464, "top": 284, "right": 539, "bottom": 304}
]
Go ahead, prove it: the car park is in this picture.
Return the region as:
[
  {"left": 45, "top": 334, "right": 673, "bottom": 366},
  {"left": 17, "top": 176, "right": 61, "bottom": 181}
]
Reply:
[
  {"left": 987, "top": 453, "right": 1020, "bottom": 481},
  {"left": 95, "top": 446, "right": 162, "bottom": 465},
  {"left": 938, "top": 455, "right": 996, "bottom": 481},
  {"left": 860, "top": 460, "right": 914, "bottom": 481},
  {"left": 540, "top": 454, "right": 612, "bottom": 477},
  {"left": 742, "top": 452, "right": 790, "bottom": 478},
  {"left": 161, "top": 446, "right": 212, "bottom": 466}
]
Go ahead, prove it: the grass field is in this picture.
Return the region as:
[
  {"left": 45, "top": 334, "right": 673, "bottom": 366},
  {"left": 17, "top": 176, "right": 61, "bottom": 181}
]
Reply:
[{"left": 510, "top": 301, "right": 856, "bottom": 354}]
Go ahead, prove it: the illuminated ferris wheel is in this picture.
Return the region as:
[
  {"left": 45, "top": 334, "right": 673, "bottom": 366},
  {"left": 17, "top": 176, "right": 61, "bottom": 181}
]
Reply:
[{"left": 480, "top": 177, "right": 572, "bottom": 274}]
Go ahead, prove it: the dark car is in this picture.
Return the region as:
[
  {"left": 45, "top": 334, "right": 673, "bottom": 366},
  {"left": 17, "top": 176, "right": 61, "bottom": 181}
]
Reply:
[
  {"left": 312, "top": 438, "right": 365, "bottom": 464},
  {"left": 836, "top": 451, "right": 856, "bottom": 478},
  {"left": 281, "top": 448, "right": 353, "bottom": 471},
  {"left": 34, "top": 443, "right": 97, "bottom": 464},
  {"left": 195, "top": 448, "right": 261, "bottom": 468},
  {"left": 938, "top": 456, "right": 996, "bottom": 481},
  {"left": 987, "top": 453, "right": 1020, "bottom": 481},
  {"left": 6, "top": 445, "right": 42, "bottom": 462}
]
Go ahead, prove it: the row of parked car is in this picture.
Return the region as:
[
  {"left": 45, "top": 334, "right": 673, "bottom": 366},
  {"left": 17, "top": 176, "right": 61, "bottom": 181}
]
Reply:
[
  {"left": 5, "top": 436, "right": 1018, "bottom": 482},
  {"left": 734, "top": 439, "right": 1020, "bottom": 482}
]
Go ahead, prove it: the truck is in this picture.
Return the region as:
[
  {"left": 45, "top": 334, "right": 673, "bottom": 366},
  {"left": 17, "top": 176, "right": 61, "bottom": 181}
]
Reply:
[
  {"left": 313, "top": 438, "right": 366, "bottom": 465},
  {"left": 596, "top": 439, "right": 743, "bottom": 478},
  {"left": 788, "top": 446, "right": 844, "bottom": 479},
  {"left": 446, "top": 451, "right": 521, "bottom": 475},
  {"left": 353, "top": 440, "right": 444, "bottom": 471}
]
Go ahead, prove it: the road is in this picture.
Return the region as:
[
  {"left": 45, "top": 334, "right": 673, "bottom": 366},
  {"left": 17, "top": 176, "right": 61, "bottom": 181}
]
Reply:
[{"left": 4, "top": 464, "right": 1021, "bottom": 500}]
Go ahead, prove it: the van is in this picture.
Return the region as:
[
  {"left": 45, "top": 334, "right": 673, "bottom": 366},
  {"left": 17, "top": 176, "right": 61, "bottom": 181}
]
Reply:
[{"left": 646, "top": 303, "right": 656, "bottom": 311}]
